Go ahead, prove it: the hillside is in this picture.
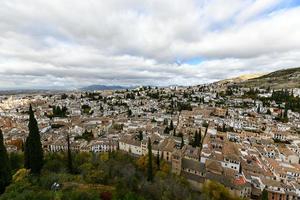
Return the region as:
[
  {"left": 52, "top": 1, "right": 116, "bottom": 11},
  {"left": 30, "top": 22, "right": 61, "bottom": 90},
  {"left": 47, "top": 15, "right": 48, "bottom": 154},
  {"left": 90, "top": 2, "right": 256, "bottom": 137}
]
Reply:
[
  {"left": 239, "top": 67, "right": 300, "bottom": 89},
  {"left": 216, "top": 73, "right": 264, "bottom": 85}
]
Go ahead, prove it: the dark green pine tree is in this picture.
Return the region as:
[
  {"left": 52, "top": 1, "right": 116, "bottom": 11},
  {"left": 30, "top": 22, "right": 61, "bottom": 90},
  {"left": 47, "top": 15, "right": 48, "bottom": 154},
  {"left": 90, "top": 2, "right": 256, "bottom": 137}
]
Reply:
[
  {"left": 198, "top": 129, "right": 202, "bottom": 146},
  {"left": 283, "top": 107, "right": 288, "bottom": 119},
  {"left": 24, "top": 105, "right": 44, "bottom": 174},
  {"left": 156, "top": 150, "right": 160, "bottom": 170},
  {"left": 192, "top": 131, "right": 198, "bottom": 147},
  {"left": 222, "top": 123, "right": 226, "bottom": 132},
  {"left": 169, "top": 120, "right": 174, "bottom": 130},
  {"left": 0, "top": 129, "right": 12, "bottom": 194},
  {"left": 147, "top": 138, "right": 153, "bottom": 182},
  {"left": 180, "top": 136, "right": 184, "bottom": 149},
  {"left": 67, "top": 134, "right": 73, "bottom": 174},
  {"left": 261, "top": 188, "right": 268, "bottom": 200},
  {"left": 138, "top": 130, "right": 143, "bottom": 141}
]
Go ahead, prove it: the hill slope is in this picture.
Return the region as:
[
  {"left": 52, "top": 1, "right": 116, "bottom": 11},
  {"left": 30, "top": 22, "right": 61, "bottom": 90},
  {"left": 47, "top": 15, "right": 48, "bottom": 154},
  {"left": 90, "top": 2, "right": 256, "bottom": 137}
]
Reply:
[
  {"left": 239, "top": 67, "right": 300, "bottom": 89},
  {"left": 217, "top": 73, "right": 264, "bottom": 85}
]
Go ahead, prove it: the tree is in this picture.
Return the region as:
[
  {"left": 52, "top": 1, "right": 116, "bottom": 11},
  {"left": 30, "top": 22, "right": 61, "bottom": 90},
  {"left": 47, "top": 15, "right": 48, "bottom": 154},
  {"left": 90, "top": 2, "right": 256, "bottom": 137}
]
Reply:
[
  {"left": 180, "top": 136, "right": 184, "bottom": 149},
  {"left": 0, "top": 129, "right": 12, "bottom": 194},
  {"left": 283, "top": 107, "right": 288, "bottom": 119},
  {"left": 201, "top": 180, "right": 241, "bottom": 200},
  {"left": 199, "top": 129, "right": 202, "bottom": 145},
  {"left": 156, "top": 150, "right": 160, "bottom": 170},
  {"left": 173, "top": 128, "right": 176, "bottom": 137},
  {"left": 192, "top": 131, "right": 196, "bottom": 147},
  {"left": 163, "top": 118, "right": 168, "bottom": 126},
  {"left": 261, "top": 188, "right": 268, "bottom": 200},
  {"left": 138, "top": 131, "right": 143, "bottom": 141},
  {"left": 222, "top": 123, "right": 226, "bottom": 132},
  {"left": 193, "top": 130, "right": 201, "bottom": 147},
  {"left": 169, "top": 120, "right": 174, "bottom": 130},
  {"left": 67, "top": 133, "right": 73, "bottom": 174},
  {"left": 24, "top": 104, "right": 44, "bottom": 174},
  {"left": 127, "top": 109, "right": 132, "bottom": 117},
  {"left": 164, "top": 126, "right": 170, "bottom": 134},
  {"left": 147, "top": 138, "right": 153, "bottom": 182}
]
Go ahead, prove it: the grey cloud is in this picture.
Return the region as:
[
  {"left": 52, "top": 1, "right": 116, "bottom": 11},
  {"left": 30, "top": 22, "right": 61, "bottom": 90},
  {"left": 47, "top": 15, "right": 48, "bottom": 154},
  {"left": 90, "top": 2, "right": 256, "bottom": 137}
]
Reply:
[{"left": 0, "top": 0, "right": 300, "bottom": 89}]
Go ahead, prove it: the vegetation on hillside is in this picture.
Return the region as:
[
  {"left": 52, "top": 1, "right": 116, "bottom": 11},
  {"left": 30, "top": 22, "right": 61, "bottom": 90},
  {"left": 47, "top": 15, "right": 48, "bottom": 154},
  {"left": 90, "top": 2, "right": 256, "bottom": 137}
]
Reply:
[{"left": 240, "top": 67, "right": 300, "bottom": 89}]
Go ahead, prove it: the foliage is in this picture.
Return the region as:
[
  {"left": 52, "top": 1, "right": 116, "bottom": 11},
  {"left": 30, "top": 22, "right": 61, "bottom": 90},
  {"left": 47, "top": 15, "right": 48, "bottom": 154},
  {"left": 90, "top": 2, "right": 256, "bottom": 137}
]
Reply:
[
  {"left": 201, "top": 180, "right": 241, "bottom": 200},
  {"left": 24, "top": 105, "right": 44, "bottom": 174},
  {"left": 192, "top": 130, "right": 201, "bottom": 147},
  {"left": 9, "top": 152, "right": 24, "bottom": 174},
  {"left": 147, "top": 138, "right": 153, "bottom": 182},
  {"left": 1, "top": 150, "right": 201, "bottom": 200},
  {"left": 52, "top": 106, "right": 68, "bottom": 118},
  {"left": 82, "top": 104, "right": 92, "bottom": 115},
  {"left": 261, "top": 189, "right": 268, "bottom": 200},
  {"left": 12, "top": 169, "right": 30, "bottom": 183},
  {"left": 177, "top": 102, "right": 192, "bottom": 111},
  {"left": 0, "top": 130, "right": 12, "bottom": 194},
  {"left": 75, "top": 130, "right": 94, "bottom": 142}
]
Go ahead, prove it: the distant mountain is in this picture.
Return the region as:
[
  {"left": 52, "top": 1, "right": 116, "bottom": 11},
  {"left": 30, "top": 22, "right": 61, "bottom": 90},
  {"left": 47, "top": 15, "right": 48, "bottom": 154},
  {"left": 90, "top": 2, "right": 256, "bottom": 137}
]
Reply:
[
  {"left": 239, "top": 67, "right": 300, "bottom": 89},
  {"left": 81, "top": 85, "right": 132, "bottom": 91}
]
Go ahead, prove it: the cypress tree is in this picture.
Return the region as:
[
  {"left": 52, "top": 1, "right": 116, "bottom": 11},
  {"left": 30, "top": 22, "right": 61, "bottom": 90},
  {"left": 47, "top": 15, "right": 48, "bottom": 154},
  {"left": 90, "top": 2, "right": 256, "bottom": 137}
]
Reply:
[
  {"left": 67, "top": 134, "right": 73, "bottom": 174},
  {"left": 147, "top": 138, "right": 153, "bottom": 182},
  {"left": 156, "top": 150, "right": 160, "bottom": 170},
  {"left": 198, "top": 129, "right": 202, "bottom": 146},
  {"left": 24, "top": 105, "right": 44, "bottom": 174},
  {"left": 262, "top": 188, "right": 268, "bottom": 200},
  {"left": 138, "top": 131, "right": 143, "bottom": 141},
  {"left": 193, "top": 131, "right": 198, "bottom": 147},
  {"left": 0, "top": 129, "right": 12, "bottom": 194},
  {"left": 284, "top": 107, "right": 288, "bottom": 119},
  {"left": 180, "top": 136, "right": 184, "bottom": 149},
  {"left": 169, "top": 120, "right": 174, "bottom": 130}
]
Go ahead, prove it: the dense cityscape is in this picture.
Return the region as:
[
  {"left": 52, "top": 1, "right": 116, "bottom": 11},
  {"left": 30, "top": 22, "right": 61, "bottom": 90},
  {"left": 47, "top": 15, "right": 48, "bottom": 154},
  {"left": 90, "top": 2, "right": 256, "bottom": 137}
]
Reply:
[{"left": 1, "top": 77, "right": 300, "bottom": 199}]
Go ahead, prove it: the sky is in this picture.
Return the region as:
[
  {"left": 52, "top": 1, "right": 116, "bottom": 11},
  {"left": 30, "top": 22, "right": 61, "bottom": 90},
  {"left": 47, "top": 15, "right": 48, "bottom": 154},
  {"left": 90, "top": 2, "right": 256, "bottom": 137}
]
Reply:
[{"left": 0, "top": 0, "right": 300, "bottom": 90}]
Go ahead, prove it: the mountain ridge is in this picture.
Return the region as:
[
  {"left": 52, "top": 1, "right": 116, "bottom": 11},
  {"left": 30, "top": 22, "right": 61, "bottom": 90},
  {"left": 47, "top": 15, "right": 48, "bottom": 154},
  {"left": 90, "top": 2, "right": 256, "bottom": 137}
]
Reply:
[{"left": 80, "top": 85, "right": 134, "bottom": 91}]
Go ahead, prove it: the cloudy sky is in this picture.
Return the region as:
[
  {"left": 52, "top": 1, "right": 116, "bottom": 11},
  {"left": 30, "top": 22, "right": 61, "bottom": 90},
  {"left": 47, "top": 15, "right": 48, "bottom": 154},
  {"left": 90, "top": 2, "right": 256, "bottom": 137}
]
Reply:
[{"left": 0, "top": 0, "right": 300, "bottom": 90}]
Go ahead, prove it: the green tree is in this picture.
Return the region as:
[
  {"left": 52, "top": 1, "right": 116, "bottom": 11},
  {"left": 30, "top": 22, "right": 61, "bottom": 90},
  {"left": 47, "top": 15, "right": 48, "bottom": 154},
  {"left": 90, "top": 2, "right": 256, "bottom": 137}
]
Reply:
[
  {"left": 147, "top": 138, "right": 153, "bottom": 182},
  {"left": 0, "top": 129, "right": 12, "bottom": 194},
  {"left": 163, "top": 118, "right": 168, "bottom": 126},
  {"left": 283, "top": 107, "right": 288, "bottom": 119},
  {"left": 199, "top": 129, "right": 202, "bottom": 145},
  {"left": 156, "top": 150, "right": 160, "bottom": 170},
  {"left": 169, "top": 120, "right": 174, "bottom": 130},
  {"left": 24, "top": 105, "right": 44, "bottom": 174},
  {"left": 180, "top": 136, "right": 184, "bottom": 149},
  {"left": 193, "top": 130, "right": 201, "bottom": 147},
  {"left": 201, "top": 180, "right": 241, "bottom": 200},
  {"left": 138, "top": 131, "right": 143, "bottom": 141},
  {"left": 261, "top": 188, "right": 268, "bottom": 200},
  {"left": 67, "top": 134, "right": 73, "bottom": 174},
  {"left": 127, "top": 109, "right": 132, "bottom": 117}
]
